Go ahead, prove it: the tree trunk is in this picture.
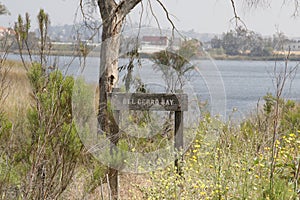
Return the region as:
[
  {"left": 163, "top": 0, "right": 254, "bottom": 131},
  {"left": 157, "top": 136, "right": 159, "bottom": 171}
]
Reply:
[
  {"left": 98, "top": 18, "right": 122, "bottom": 133},
  {"left": 97, "top": 1, "right": 142, "bottom": 199},
  {"left": 98, "top": 10, "right": 123, "bottom": 200}
]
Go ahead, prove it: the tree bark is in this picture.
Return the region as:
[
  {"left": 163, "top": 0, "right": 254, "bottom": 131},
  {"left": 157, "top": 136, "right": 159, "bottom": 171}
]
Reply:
[
  {"left": 97, "top": 0, "right": 141, "bottom": 199},
  {"left": 99, "top": 17, "right": 122, "bottom": 200},
  {"left": 99, "top": 20, "right": 121, "bottom": 200},
  {"left": 98, "top": 0, "right": 142, "bottom": 132}
]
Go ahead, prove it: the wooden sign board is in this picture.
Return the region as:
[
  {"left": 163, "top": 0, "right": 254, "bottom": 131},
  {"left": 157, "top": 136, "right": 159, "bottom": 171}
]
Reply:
[
  {"left": 109, "top": 91, "right": 188, "bottom": 175},
  {"left": 109, "top": 92, "right": 188, "bottom": 111}
]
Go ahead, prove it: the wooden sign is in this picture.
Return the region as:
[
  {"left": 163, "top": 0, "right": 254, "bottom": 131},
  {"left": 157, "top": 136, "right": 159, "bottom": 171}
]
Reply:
[
  {"left": 109, "top": 92, "right": 188, "bottom": 111},
  {"left": 109, "top": 91, "right": 188, "bottom": 175}
]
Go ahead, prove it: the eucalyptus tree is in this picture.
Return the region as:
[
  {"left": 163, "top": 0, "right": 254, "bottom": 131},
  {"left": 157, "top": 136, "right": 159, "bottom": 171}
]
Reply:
[
  {"left": 80, "top": 1, "right": 171, "bottom": 199},
  {"left": 95, "top": 1, "right": 142, "bottom": 199}
]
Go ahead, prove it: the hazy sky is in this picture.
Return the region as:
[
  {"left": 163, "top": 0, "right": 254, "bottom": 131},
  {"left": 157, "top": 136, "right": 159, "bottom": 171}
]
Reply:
[{"left": 0, "top": 0, "right": 300, "bottom": 37}]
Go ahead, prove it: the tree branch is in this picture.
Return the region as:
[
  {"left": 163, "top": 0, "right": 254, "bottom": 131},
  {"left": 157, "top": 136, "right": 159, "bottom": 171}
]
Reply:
[
  {"left": 155, "top": 0, "right": 179, "bottom": 38},
  {"left": 292, "top": 0, "right": 300, "bottom": 16},
  {"left": 229, "top": 0, "right": 247, "bottom": 28},
  {"left": 98, "top": 0, "right": 117, "bottom": 19},
  {"left": 117, "top": 0, "right": 142, "bottom": 18},
  {"left": 148, "top": 0, "right": 162, "bottom": 32}
]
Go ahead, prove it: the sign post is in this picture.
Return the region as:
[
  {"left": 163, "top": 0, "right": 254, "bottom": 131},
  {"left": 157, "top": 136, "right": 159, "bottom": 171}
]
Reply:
[{"left": 109, "top": 91, "right": 188, "bottom": 173}]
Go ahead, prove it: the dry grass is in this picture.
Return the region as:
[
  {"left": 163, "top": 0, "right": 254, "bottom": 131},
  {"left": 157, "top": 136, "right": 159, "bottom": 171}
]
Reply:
[
  {"left": 1, "top": 60, "right": 31, "bottom": 121},
  {"left": 63, "top": 170, "right": 151, "bottom": 200},
  {"left": 119, "top": 173, "right": 151, "bottom": 199},
  {"left": 273, "top": 50, "right": 300, "bottom": 55}
]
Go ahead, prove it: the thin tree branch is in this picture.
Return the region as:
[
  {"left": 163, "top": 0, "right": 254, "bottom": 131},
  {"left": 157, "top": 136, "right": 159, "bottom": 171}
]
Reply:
[
  {"left": 292, "top": 0, "right": 300, "bottom": 16},
  {"left": 117, "top": 0, "right": 142, "bottom": 18},
  {"left": 148, "top": 0, "right": 162, "bottom": 33},
  {"left": 155, "top": 0, "right": 178, "bottom": 37},
  {"left": 229, "top": 0, "right": 247, "bottom": 29}
]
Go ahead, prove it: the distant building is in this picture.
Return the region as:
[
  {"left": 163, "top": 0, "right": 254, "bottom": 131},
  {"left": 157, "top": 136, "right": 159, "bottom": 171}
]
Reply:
[
  {"left": 0, "top": 27, "right": 15, "bottom": 37},
  {"left": 139, "top": 36, "right": 169, "bottom": 54},
  {"left": 138, "top": 36, "right": 183, "bottom": 54},
  {"left": 142, "top": 36, "right": 168, "bottom": 46},
  {"left": 284, "top": 40, "right": 300, "bottom": 51}
]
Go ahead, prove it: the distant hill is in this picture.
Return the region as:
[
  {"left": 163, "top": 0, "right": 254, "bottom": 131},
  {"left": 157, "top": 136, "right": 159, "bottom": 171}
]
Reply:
[
  {"left": 39, "top": 23, "right": 218, "bottom": 43},
  {"left": 37, "top": 23, "right": 102, "bottom": 43}
]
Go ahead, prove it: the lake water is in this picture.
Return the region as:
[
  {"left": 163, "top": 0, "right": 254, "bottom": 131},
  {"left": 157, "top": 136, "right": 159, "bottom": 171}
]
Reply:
[
  {"left": 200, "top": 60, "right": 300, "bottom": 119},
  {"left": 7, "top": 54, "right": 300, "bottom": 120}
]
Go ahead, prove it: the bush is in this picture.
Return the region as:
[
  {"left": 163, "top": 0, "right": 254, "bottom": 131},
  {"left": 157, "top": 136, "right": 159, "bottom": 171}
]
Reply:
[
  {"left": 138, "top": 99, "right": 300, "bottom": 199},
  {"left": 0, "top": 63, "right": 85, "bottom": 199}
]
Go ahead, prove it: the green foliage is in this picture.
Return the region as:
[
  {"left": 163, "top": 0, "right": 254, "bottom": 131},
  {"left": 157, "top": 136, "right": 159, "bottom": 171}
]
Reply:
[
  {"left": 0, "top": 9, "right": 111, "bottom": 199},
  {"left": 221, "top": 30, "right": 240, "bottom": 56},
  {"left": 263, "top": 93, "right": 300, "bottom": 133},
  {"left": 14, "top": 13, "right": 31, "bottom": 47},
  {"left": 137, "top": 98, "right": 300, "bottom": 199},
  {"left": 263, "top": 93, "right": 276, "bottom": 115},
  {"left": 23, "top": 63, "right": 83, "bottom": 199},
  {"left": 151, "top": 41, "right": 196, "bottom": 91},
  {"left": 0, "top": 114, "right": 14, "bottom": 196},
  {"left": 281, "top": 100, "right": 300, "bottom": 133},
  {"left": 37, "top": 9, "right": 51, "bottom": 67},
  {"left": 0, "top": 3, "right": 9, "bottom": 15},
  {"left": 0, "top": 63, "right": 85, "bottom": 199},
  {"left": 213, "top": 27, "right": 278, "bottom": 56}
]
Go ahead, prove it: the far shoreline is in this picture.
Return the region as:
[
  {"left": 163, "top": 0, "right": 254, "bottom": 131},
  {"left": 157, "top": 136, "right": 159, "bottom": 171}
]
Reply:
[{"left": 4, "top": 50, "right": 300, "bottom": 62}]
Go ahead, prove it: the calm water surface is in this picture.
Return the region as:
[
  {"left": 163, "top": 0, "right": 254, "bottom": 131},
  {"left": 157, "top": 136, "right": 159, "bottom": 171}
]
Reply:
[{"left": 8, "top": 54, "right": 300, "bottom": 119}]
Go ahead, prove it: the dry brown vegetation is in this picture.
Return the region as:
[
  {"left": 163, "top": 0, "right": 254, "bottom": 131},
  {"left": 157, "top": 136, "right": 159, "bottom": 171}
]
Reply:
[{"left": 1, "top": 60, "right": 30, "bottom": 119}]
